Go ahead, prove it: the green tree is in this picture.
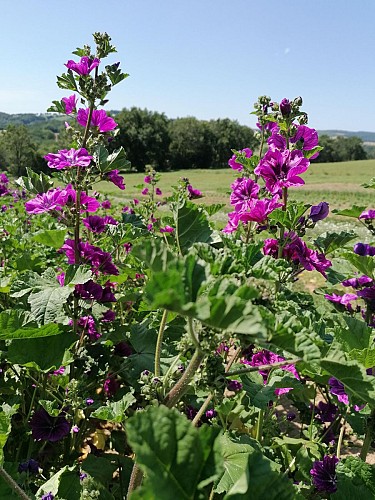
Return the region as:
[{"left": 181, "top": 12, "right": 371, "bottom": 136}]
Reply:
[
  {"left": 0, "top": 124, "right": 40, "bottom": 176},
  {"left": 110, "top": 107, "right": 170, "bottom": 171}
]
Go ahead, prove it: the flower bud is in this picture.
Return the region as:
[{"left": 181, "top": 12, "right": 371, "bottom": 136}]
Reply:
[{"left": 279, "top": 98, "right": 291, "bottom": 117}]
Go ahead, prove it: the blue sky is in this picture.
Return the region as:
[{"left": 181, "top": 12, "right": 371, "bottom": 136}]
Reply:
[{"left": 1, "top": 0, "right": 375, "bottom": 131}]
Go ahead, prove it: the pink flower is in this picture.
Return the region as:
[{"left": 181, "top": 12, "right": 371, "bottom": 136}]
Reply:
[
  {"left": 222, "top": 211, "right": 240, "bottom": 234},
  {"left": 107, "top": 170, "right": 125, "bottom": 190},
  {"left": 325, "top": 293, "right": 358, "bottom": 311},
  {"left": 77, "top": 108, "right": 117, "bottom": 133},
  {"left": 290, "top": 125, "right": 319, "bottom": 157},
  {"left": 25, "top": 188, "right": 66, "bottom": 214},
  {"left": 230, "top": 178, "right": 260, "bottom": 211},
  {"left": 61, "top": 95, "right": 78, "bottom": 115},
  {"left": 44, "top": 148, "right": 92, "bottom": 170},
  {"left": 60, "top": 186, "right": 100, "bottom": 213},
  {"left": 359, "top": 209, "right": 375, "bottom": 220},
  {"left": 160, "top": 225, "right": 174, "bottom": 233},
  {"left": 144, "top": 175, "right": 152, "bottom": 184},
  {"left": 155, "top": 187, "right": 162, "bottom": 196},
  {"left": 228, "top": 148, "right": 252, "bottom": 172},
  {"left": 101, "top": 200, "right": 111, "bottom": 209},
  {"left": 237, "top": 196, "right": 283, "bottom": 224},
  {"left": 141, "top": 188, "right": 149, "bottom": 195},
  {"left": 187, "top": 184, "right": 202, "bottom": 199},
  {"left": 65, "top": 56, "right": 100, "bottom": 76},
  {"left": 254, "top": 149, "right": 310, "bottom": 195}
]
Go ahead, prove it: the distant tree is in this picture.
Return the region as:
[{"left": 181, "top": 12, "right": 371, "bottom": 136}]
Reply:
[
  {"left": 168, "top": 117, "right": 215, "bottom": 169},
  {"left": 314, "top": 135, "right": 335, "bottom": 162},
  {"left": 313, "top": 135, "right": 367, "bottom": 163},
  {"left": 0, "top": 125, "right": 42, "bottom": 176},
  {"left": 110, "top": 107, "right": 170, "bottom": 171},
  {"left": 207, "top": 118, "right": 257, "bottom": 168}
]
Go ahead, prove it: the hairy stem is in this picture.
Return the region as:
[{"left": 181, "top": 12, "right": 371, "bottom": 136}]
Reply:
[
  {"left": 0, "top": 466, "right": 31, "bottom": 500},
  {"left": 126, "top": 461, "right": 144, "bottom": 498},
  {"left": 192, "top": 393, "right": 214, "bottom": 427},
  {"left": 155, "top": 309, "right": 168, "bottom": 377}
]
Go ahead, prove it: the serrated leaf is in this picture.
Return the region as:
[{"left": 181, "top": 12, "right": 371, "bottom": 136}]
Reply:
[
  {"left": 56, "top": 71, "right": 78, "bottom": 92},
  {"left": 36, "top": 466, "right": 80, "bottom": 499},
  {"left": 314, "top": 231, "right": 357, "bottom": 254},
  {"left": 268, "top": 201, "right": 308, "bottom": 230},
  {"left": 104, "top": 147, "right": 130, "bottom": 173},
  {"left": 91, "top": 391, "right": 136, "bottom": 422},
  {"left": 126, "top": 406, "right": 223, "bottom": 500},
  {"left": 332, "top": 205, "right": 368, "bottom": 218},
  {"left": 32, "top": 229, "right": 67, "bottom": 249},
  {"left": 341, "top": 252, "right": 375, "bottom": 278},
  {"left": 16, "top": 167, "right": 54, "bottom": 195},
  {"left": 175, "top": 200, "right": 214, "bottom": 255}
]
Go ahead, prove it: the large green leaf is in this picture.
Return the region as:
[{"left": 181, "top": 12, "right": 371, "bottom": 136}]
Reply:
[
  {"left": 341, "top": 252, "right": 375, "bottom": 278},
  {"left": 32, "top": 229, "right": 67, "bottom": 249},
  {"left": 16, "top": 167, "right": 54, "bottom": 194},
  {"left": 126, "top": 406, "right": 223, "bottom": 499},
  {"left": 314, "top": 230, "right": 357, "bottom": 255},
  {"left": 0, "top": 405, "right": 18, "bottom": 465},
  {"left": 36, "top": 466, "right": 81, "bottom": 500},
  {"left": 332, "top": 205, "right": 367, "bottom": 218},
  {"left": 7, "top": 330, "right": 76, "bottom": 371},
  {"left": 91, "top": 391, "right": 136, "bottom": 423},
  {"left": 333, "top": 456, "right": 375, "bottom": 499},
  {"left": 268, "top": 201, "right": 308, "bottom": 230},
  {"left": 174, "top": 200, "right": 215, "bottom": 254}
]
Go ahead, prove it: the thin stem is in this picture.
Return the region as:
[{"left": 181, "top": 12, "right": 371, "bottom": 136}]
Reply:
[
  {"left": 256, "top": 409, "right": 264, "bottom": 443},
  {"left": 155, "top": 309, "right": 169, "bottom": 377},
  {"left": 360, "top": 409, "right": 375, "bottom": 461},
  {"left": 224, "top": 358, "right": 301, "bottom": 377},
  {"left": 192, "top": 393, "right": 213, "bottom": 427},
  {"left": 336, "top": 417, "right": 346, "bottom": 460},
  {"left": 0, "top": 466, "right": 31, "bottom": 500},
  {"left": 187, "top": 317, "right": 200, "bottom": 350},
  {"left": 282, "top": 187, "right": 288, "bottom": 212},
  {"left": 127, "top": 461, "right": 143, "bottom": 498}
]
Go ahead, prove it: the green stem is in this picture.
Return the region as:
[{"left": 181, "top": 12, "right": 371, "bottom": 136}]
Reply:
[
  {"left": 187, "top": 317, "right": 200, "bottom": 350},
  {"left": 155, "top": 309, "right": 168, "bottom": 377},
  {"left": 360, "top": 409, "right": 375, "bottom": 461},
  {"left": 163, "top": 349, "right": 205, "bottom": 408},
  {"left": 192, "top": 393, "right": 213, "bottom": 427},
  {"left": 336, "top": 417, "right": 346, "bottom": 460},
  {"left": 0, "top": 466, "right": 31, "bottom": 500},
  {"left": 256, "top": 409, "right": 264, "bottom": 443}
]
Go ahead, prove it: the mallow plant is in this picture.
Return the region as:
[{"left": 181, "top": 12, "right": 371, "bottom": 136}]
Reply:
[{"left": 0, "top": 33, "right": 375, "bottom": 500}]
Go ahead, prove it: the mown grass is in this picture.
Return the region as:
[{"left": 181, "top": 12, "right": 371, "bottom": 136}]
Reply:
[{"left": 97, "top": 158, "right": 375, "bottom": 212}]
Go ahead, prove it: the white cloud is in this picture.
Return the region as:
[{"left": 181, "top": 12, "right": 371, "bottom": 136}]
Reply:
[{"left": 284, "top": 48, "right": 290, "bottom": 55}]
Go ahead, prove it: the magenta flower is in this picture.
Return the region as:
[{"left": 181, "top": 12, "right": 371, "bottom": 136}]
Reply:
[
  {"left": 65, "top": 56, "right": 100, "bottom": 76},
  {"left": 107, "top": 169, "right": 125, "bottom": 190},
  {"left": 222, "top": 211, "right": 241, "bottom": 234},
  {"left": 329, "top": 378, "right": 349, "bottom": 405},
  {"left": 279, "top": 98, "right": 291, "bottom": 117},
  {"left": 237, "top": 196, "right": 283, "bottom": 224},
  {"left": 228, "top": 148, "right": 252, "bottom": 172},
  {"left": 25, "top": 188, "right": 66, "bottom": 214},
  {"left": 325, "top": 293, "right": 358, "bottom": 311},
  {"left": 160, "top": 225, "right": 174, "bottom": 233},
  {"left": 187, "top": 184, "right": 202, "bottom": 199},
  {"left": 144, "top": 175, "right": 152, "bottom": 184},
  {"left": 0, "top": 173, "right": 9, "bottom": 184},
  {"left": 61, "top": 95, "right": 78, "bottom": 115},
  {"left": 359, "top": 209, "right": 375, "bottom": 220},
  {"left": 103, "top": 375, "right": 120, "bottom": 397},
  {"left": 155, "top": 187, "right": 162, "bottom": 195},
  {"left": 230, "top": 178, "right": 260, "bottom": 211},
  {"left": 83, "top": 215, "right": 106, "bottom": 234},
  {"left": 255, "top": 149, "right": 310, "bottom": 194},
  {"left": 60, "top": 186, "right": 100, "bottom": 213},
  {"left": 246, "top": 349, "right": 300, "bottom": 396},
  {"left": 44, "top": 148, "right": 92, "bottom": 170},
  {"left": 290, "top": 125, "right": 319, "bottom": 157},
  {"left": 267, "top": 133, "right": 287, "bottom": 151},
  {"left": 101, "top": 200, "right": 111, "bottom": 209},
  {"left": 310, "top": 455, "right": 339, "bottom": 493},
  {"left": 77, "top": 108, "right": 117, "bottom": 132},
  {"left": 342, "top": 275, "right": 373, "bottom": 288},
  {"left": 59, "top": 239, "right": 118, "bottom": 275},
  {"left": 77, "top": 315, "right": 100, "bottom": 340}
]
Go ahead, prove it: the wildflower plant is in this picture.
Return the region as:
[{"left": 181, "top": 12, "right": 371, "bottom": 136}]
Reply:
[{"left": 0, "top": 34, "right": 375, "bottom": 500}]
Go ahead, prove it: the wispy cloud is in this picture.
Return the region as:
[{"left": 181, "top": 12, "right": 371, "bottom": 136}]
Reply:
[{"left": 284, "top": 48, "right": 290, "bottom": 55}]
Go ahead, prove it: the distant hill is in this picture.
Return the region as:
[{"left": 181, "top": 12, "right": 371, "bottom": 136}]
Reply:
[{"left": 318, "top": 130, "right": 375, "bottom": 143}]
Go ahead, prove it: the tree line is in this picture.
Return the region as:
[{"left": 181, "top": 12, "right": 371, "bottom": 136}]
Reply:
[{"left": 0, "top": 107, "right": 370, "bottom": 176}]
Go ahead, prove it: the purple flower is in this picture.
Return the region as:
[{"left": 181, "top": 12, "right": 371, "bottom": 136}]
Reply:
[
  {"left": 309, "top": 202, "right": 329, "bottom": 222},
  {"left": 227, "top": 380, "right": 243, "bottom": 392},
  {"left": 315, "top": 401, "right": 338, "bottom": 423},
  {"left": 72, "top": 425, "right": 80, "bottom": 433},
  {"left": 77, "top": 108, "right": 117, "bottom": 133},
  {"left": 103, "top": 376, "right": 120, "bottom": 397},
  {"left": 101, "top": 200, "right": 111, "bottom": 209},
  {"left": 83, "top": 215, "right": 107, "bottom": 234},
  {"left": 61, "top": 95, "right": 78, "bottom": 115},
  {"left": 30, "top": 408, "right": 70, "bottom": 442},
  {"left": 77, "top": 316, "right": 100, "bottom": 340},
  {"left": 156, "top": 187, "right": 162, "bottom": 196},
  {"left": 160, "top": 225, "right": 174, "bottom": 233},
  {"left": 354, "top": 243, "right": 375, "bottom": 256},
  {"left": 329, "top": 377, "right": 349, "bottom": 405},
  {"left": 359, "top": 209, "right": 375, "bottom": 220},
  {"left": 324, "top": 293, "right": 358, "bottom": 312},
  {"left": 18, "top": 459, "right": 39, "bottom": 474},
  {"left": 0, "top": 173, "right": 9, "bottom": 184},
  {"left": 141, "top": 187, "right": 149, "bottom": 195},
  {"left": 102, "top": 309, "right": 116, "bottom": 322},
  {"left": 144, "top": 175, "right": 152, "bottom": 184},
  {"left": 310, "top": 455, "right": 339, "bottom": 493},
  {"left": 187, "top": 184, "right": 202, "bottom": 199},
  {"left": 290, "top": 125, "right": 319, "bottom": 157},
  {"left": 107, "top": 169, "right": 125, "bottom": 190},
  {"left": 286, "top": 411, "right": 296, "bottom": 421},
  {"left": 267, "top": 133, "right": 287, "bottom": 151},
  {"left": 41, "top": 493, "right": 54, "bottom": 500},
  {"left": 230, "top": 178, "right": 260, "bottom": 210},
  {"left": 52, "top": 366, "right": 65, "bottom": 376},
  {"left": 86, "top": 398, "right": 94, "bottom": 406},
  {"left": 205, "top": 409, "right": 217, "bottom": 419},
  {"left": 59, "top": 239, "right": 119, "bottom": 275},
  {"left": 25, "top": 188, "right": 66, "bottom": 215},
  {"left": 44, "top": 148, "right": 92, "bottom": 170},
  {"left": 228, "top": 148, "right": 252, "bottom": 172},
  {"left": 236, "top": 196, "right": 283, "bottom": 225},
  {"left": 65, "top": 56, "right": 100, "bottom": 75},
  {"left": 222, "top": 211, "right": 241, "bottom": 234},
  {"left": 60, "top": 186, "right": 100, "bottom": 213},
  {"left": 114, "top": 341, "right": 132, "bottom": 357},
  {"left": 279, "top": 98, "right": 291, "bottom": 117},
  {"left": 80, "top": 472, "right": 88, "bottom": 481},
  {"left": 342, "top": 275, "right": 373, "bottom": 288},
  {"left": 254, "top": 149, "right": 310, "bottom": 195}
]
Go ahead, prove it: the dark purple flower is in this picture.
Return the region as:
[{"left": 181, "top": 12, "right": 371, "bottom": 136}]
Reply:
[
  {"left": 185, "top": 405, "right": 198, "bottom": 421},
  {"left": 101, "top": 200, "right": 111, "bottom": 209},
  {"left": 30, "top": 408, "right": 70, "bottom": 442},
  {"left": 75, "top": 280, "right": 104, "bottom": 301},
  {"left": 205, "top": 409, "right": 217, "bottom": 419},
  {"left": 61, "top": 95, "right": 78, "bottom": 115},
  {"left": 103, "top": 376, "right": 120, "bottom": 397},
  {"left": 279, "top": 98, "right": 291, "bottom": 117},
  {"left": 286, "top": 411, "right": 296, "bottom": 421},
  {"left": 354, "top": 243, "right": 375, "bottom": 256},
  {"left": 0, "top": 173, "right": 9, "bottom": 184},
  {"left": 102, "top": 309, "right": 116, "bottom": 322},
  {"left": 310, "top": 455, "right": 339, "bottom": 493},
  {"left": 315, "top": 401, "right": 338, "bottom": 423},
  {"left": 114, "top": 341, "right": 132, "bottom": 357},
  {"left": 254, "top": 149, "right": 310, "bottom": 195},
  {"left": 18, "top": 459, "right": 39, "bottom": 474},
  {"left": 341, "top": 275, "right": 373, "bottom": 288},
  {"left": 77, "top": 316, "right": 100, "bottom": 340},
  {"left": 41, "top": 493, "right": 54, "bottom": 500},
  {"left": 80, "top": 472, "right": 88, "bottom": 481},
  {"left": 65, "top": 56, "right": 100, "bottom": 76},
  {"left": 290, "top": 125, "right": 319, "bottom": 157},
  {"left": 155, "top": 187, "right": 162, "bottom": 196},
  {"left": 77, "top": 108, "right": 117, "bottom": 133},
  {"left": 107, "top": 169, "right": 125, "bottom": 190},
  {"left": 83, "top": 215, "right": 106, "bottom": 234},
  {"left": 44, "top": 148, "right": 92, "bottom": 170},
  {"left": 329, "top": 377, "right": 349, "bottom": 405},
  {"left": 187, "top": 184, "right": 202, "bottom": 199},
  {"left": 227, "top": 380, "right": 243, "bottom": 392},
  {"left": 309, "top": 202, "right": 329, "bottom": 222}
]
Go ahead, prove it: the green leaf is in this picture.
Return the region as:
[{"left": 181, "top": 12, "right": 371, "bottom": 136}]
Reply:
[
  {"left": 341, "top": 252, "right": 375, "bottom": 278},
  {"left": 203, "top": 204, "right": 226, "bottom": 216},
  {"left": 56, "top": 71, "right": 78, "bottom": 91},
  {"left": 126, "top": 406, "right": 223, "bottom": 500},
  {"left": 362, "top": 177, "right": 375, "bottom": 189},
  {"left": 348, "top": 348, "right": 375, "bottom": 368},
  {"left": 36, "top": 466, "right": 81, "bottom": 500},
  {"left": 175, "top": 200, "right": 215, "bottom": 255},
  {"left": 0, "top": 321, "right": 61, "bottom": 340},
  {"left": 216, "top": 434, "right": 261, "bottom": 494},
  {"left": 104, "top": 147, "right": 130, "bottom": 173},
  {"left": 64, "top": 265, "right": 93, "bottom": 286},
  {"left": 314, "top": 231, "right": 357, "bottom": 254},
  {"left": 39, "top": 399, "right": 60, "bottom": 417},
  {"left": 268, "top": 201, "right": 308, "bottom": 230},
  {"left": 304, "top": 146, "right": 323, "bottom": 159},
  {"left": 7, "top": 330, "right": 76, "bottom": 372},
  {"left": 0, "top": 405, "right": 18, "bottom": 465},
  {"left": 332, "top": 205, "right": 367, "bottom": 218},
  {"left": 333, "top": 456, "right": 375, "bottom": 499},
  {"left": 32, "top": 229, "right": 67, "bottom": 249},
  {"left": 91, "top": 391, "right": 136, "bottom": 422},
  {"left": 15, "top": 167, "right": 54, "bottom": 195},
  {"left": 28, "top": 284, "right": 72, "bottom": 325},
  {"left": 81, "top": 455, "right": 118, "bottom": 486}
]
